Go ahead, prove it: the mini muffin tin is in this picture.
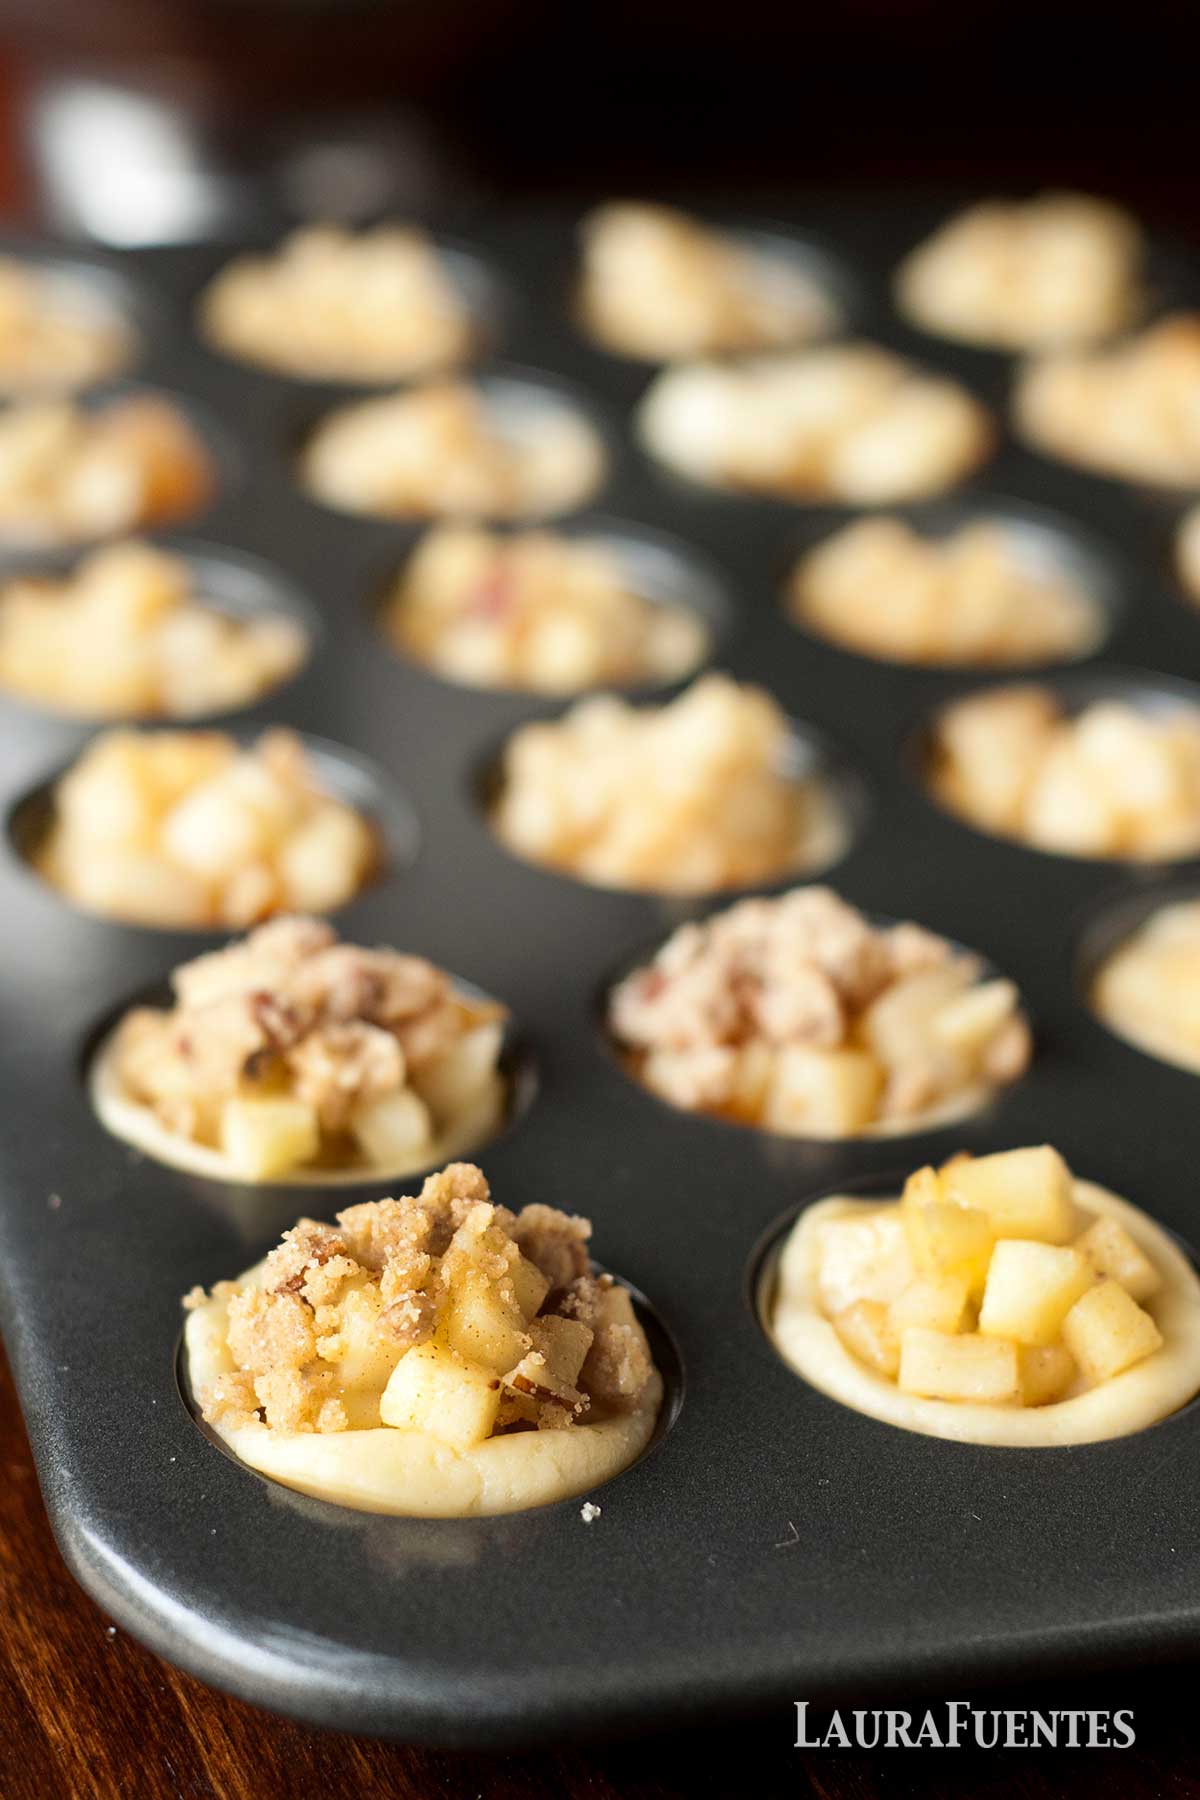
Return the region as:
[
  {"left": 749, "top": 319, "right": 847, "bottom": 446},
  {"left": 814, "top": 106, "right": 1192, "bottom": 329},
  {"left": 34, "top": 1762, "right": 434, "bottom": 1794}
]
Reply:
[{"left": 2, "top": 201, "right": 1200, "bottom": 1747}]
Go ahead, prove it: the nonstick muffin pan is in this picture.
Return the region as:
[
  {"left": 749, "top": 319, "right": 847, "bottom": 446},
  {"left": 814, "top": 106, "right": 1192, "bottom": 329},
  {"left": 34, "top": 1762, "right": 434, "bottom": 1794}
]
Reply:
[{"left": 2, "top": 200, "right": 1200, "bottom": 1747}]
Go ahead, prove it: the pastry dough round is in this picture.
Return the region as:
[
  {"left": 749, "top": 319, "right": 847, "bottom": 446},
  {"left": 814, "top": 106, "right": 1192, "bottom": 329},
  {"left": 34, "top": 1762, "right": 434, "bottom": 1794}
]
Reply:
[
  {"left": 90, "top": 1032, "right": 505, "bottom": 1188},
  {"left": 770, "top": 1180, "right": 1200, "bottom": 1446},
  {"left": 184, "top": 1261, "right": 663, "bottom": 1516}
]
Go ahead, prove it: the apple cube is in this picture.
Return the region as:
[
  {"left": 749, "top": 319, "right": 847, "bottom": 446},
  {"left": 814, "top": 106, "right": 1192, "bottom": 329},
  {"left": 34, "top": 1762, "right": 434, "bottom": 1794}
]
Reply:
[
  {"left": 832, "top": 1300, "right": 900, "bottom": 1379},
  {"left": 526, "top": 1315, "right": 593, "bottom": 1389},
  {"left": 510, "top": 1253, "right": 551, "bottom": 1324},
  {"left": 1061, "top": 1279, "right": 1163, "bottom": 1385},
  {"left": 931, "top": 979, "right": 1020, "bottom": 1057},
  {"left": 816, "top": 1209, "right": 914, "bottom": 1316},
  {"left": 379, "top": 1341, "right": 500, "bottom": 1449},
  {"left": 411, "top": 1021, "right": 504, "bottom": 1125},
  {"left": 328, "top": 1279, "right": 407, "bottom": 1421},
  {"left": 887, "top": 1275, "right": 970, "bottom": 1337},
  {"left": 898, "top": 1329, "right": 1021, "bottom": 1403},
  {"left": 942, "top": 1145, "right": 1075, "bottom": 1243},
  {"left": 219, "top": 1095, "right": 320, "bottom": 1179},
  {"left": 904, "top": 1198, "right": 994, "bottom": 1299},
  {"left": 351, "top": 1087, "right": 433, "bottom": 1168},
  {"left": 442, "top": 1273, "right": 529, "bottom": 1376},
  {"left": 762, "top": 1045, "right": 883, "bottom": 1137},
  {"left": 1074, "top": 1216, "right": 1161, "bottom": 1304},
  {"left": 978, "top": 1240, "right": 1094, "bottom": 1346},
  {"left": 1019, "top": 1343, "right": 1077, "bottom": 1408}
]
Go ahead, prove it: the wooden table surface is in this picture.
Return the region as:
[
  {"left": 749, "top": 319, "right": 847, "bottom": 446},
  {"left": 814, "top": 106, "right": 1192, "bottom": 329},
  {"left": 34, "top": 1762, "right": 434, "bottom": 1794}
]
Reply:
[{"left": 1, "top": 1340, "right": 1196, "bottom": 1799}]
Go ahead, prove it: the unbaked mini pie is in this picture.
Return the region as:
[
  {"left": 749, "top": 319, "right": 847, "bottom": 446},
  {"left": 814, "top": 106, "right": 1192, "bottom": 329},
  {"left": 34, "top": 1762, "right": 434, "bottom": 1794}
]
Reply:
[
  {"left": 385, "top": 524, "right": 708, "bottom": 694},
  {"left": 787, "top": 516, "right": 1100, "bottom": 667},
  {"left": 183, "top": 1161, "right": 663, "bottom": 1515},
  {"left": 770, "top": 1145, "right": 1200, "bottom": 1445},
  {"left": 927, "top": 684, "right": 1200, "bottom": 861},
  {"left": 200, "top": 224, "right": 478, "bottom": 382},
  {"left": 489, "top": 674, "right": 849, "bottom": 895},
  {"left": 0, "top": 541, "right": 304, "bottom": 719},
  {"left": 637, "top": 344, "right": 990, "bottom": 503},
  {"left": 0, "top": 394, "right": 211, "bottom": 548},
  {"left": 896, "top": 194, "right": 1142, "bottom": 350},
  {"left": 578, "top": 202, "right": 837, "bottom": 360},
  {"left": 301, "top": 379, "right": 604, "bottom": 522},
  {"left": 35, "top": 726, "right": 379, "bottom": 927},
  {"left": 609, "top": 886, "right": 1028, "bottom": 1138},
  {"left": 94, "top": 917, "right": 508, "bottom": 1184}
]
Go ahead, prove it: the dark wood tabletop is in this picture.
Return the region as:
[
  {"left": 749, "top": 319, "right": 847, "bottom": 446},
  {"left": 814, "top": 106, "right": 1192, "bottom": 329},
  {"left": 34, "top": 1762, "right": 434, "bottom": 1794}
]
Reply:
[{"left": 1, "top": 1333, "right": 1196, "bottom": 1798}]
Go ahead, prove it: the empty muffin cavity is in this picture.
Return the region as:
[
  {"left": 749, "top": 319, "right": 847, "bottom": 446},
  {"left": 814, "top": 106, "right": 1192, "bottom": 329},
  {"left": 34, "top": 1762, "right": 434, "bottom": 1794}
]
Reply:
[
  {"left": 382, "top": 519, "right": 726, "bottom": 695},
  {"left": 786, "top": 503, "right": 1114, "bottom": 668},
  {"left": 918, "top": 673, "right": 1200, "bottom": 863},
  {"left": 299, "top": 373, "right": 606, "bottom": 523}
]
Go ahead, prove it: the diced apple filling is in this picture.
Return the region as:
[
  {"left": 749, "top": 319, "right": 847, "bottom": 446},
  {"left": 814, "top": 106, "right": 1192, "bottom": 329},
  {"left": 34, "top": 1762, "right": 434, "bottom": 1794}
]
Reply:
[
  {"left": 188, "top": 1163, "right": 659, "bottom": 1469},
  {"left": 815, "top": 1146, "right": 1168, "bottom": 1409},
  {"left": 105, "top": 917, "right": 509, "bottom": 1181}
]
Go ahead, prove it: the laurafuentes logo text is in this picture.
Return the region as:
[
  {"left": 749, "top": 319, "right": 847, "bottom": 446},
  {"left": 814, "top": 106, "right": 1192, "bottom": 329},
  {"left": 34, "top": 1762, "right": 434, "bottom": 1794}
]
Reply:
[{"left": 794, "top": 1701, "right": 1135, "bottom": 1750}]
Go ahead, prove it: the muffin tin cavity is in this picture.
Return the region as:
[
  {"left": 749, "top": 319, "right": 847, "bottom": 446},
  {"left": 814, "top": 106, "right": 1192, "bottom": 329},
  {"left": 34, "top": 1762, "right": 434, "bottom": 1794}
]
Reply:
[
  {"left": 86, "top": 960, "right": 536, "bottom": 1190},
  {"left": 177, "top": 1265, "right": 684, "bottom": 1518},
  {"left": 783, "top": 497, "right": 1120, "bottom": 669},
  {"left": 600, "top": 896, "right": 1030, "bottom": 1143},
  {"left": 480, "top": 697, "right": 869, "bottom": 899},
  {"left": 7, "top": 728, "right": 418, "bottom": 932},
  {"left": 297, "top": 369, "right": 608, "bottom": 524},
  {"left": 1077, "top": 876, "right": 1200, "bottom": 1076},
  {"left": 0, "top": 380, "right": 230, "bottom": 552},
  {"left": 913, "top": 667, "right": 1200, "bottom": 864},
  {"left": 0, "top": 539, "right": 315, "bottom": 723},
  {"left": 198, "top": 228, "right": 509, "bottom": 382},
  {"left": 378, "top": 515, "right": 731, "bottom": 697}
]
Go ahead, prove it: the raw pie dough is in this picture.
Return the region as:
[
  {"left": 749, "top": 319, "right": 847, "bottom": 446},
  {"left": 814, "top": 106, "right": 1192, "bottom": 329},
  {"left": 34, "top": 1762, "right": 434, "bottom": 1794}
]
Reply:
[
  {"left": 772, "top": 1174, "right": 1200, "bottom": 1446},
  {"left": 184, "top": 1164, "right": 662, "bottom": 1515}
]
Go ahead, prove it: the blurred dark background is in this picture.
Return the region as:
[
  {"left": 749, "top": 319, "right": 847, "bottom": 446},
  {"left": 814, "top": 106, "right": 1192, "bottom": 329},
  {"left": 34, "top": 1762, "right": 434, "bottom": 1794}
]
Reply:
[{"left": 0, "top": 0, "right": 1194, "bottom": 242}]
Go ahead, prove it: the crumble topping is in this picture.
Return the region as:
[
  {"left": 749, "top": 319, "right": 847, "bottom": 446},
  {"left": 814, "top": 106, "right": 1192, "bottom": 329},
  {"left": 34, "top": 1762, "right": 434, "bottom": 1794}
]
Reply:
[
  {"left": 896, "top": 193, "right": 1141, "bottom": 349},
  {"left": 105, "top": 917, "right": 507, "bottom": 1179},
  {"left": 578, "top": 202, "right": 836, "bottom": 359},
  {"left": 637, "top": 343, "right": 990, "bottom": 503},
  {"left": 186, "top": 1162, "right": 655, "bottom": 1439},
  {"left": 0, "top": 256, "right": 132, "bottom": 394},
  {"left": 929, "top": 685, "right": 1200, "bottom": 861},
  {"left": 609, "top": 886, "right": 1029, "bottom": 1137},
  {"left": 490, "top": 673, "right": 846, "bottom": 895},
  {"left": 38, "top": 727, "right": 378, "bottom": 928},
  {"left": 300, "top": 379, "right": 604, "bottom": 522},
  {"left": 200, "top": 224, "right": 475, "bottom": 382},
  {"left": 0, "top": 394, "right": 211, "bottom": 548},
  {"left": 0, "top": 540, "right": 304, "bottom": 718},
  {"left": 788, "top": 517, "right": 1099, "bottom": 667},
  {"left": 386, "top": 524, "right": 707, "bottom": 694},
  {"left": 1015, "top": 315, "right": 1200, "bottom": 487}
]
